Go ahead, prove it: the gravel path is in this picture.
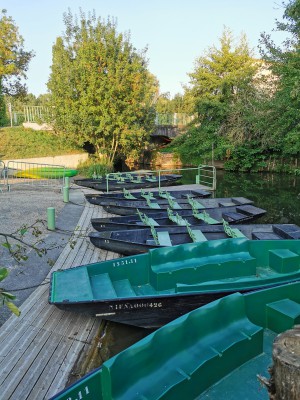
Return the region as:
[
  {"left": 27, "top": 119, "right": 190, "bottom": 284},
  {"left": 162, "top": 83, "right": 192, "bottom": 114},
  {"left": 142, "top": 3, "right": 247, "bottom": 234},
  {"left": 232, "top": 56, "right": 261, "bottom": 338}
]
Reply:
[
  {"left": 0, "top": 187, "right": 65, "bottom": 269},
  {"left": 0, "top": 185, "right": 85, "bottom": 325}
]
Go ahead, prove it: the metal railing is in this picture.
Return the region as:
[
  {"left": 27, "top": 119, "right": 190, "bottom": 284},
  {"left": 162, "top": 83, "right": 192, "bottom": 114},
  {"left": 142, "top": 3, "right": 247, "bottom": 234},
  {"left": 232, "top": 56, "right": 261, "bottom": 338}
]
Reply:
[
  {"left": 155, "top": 113, "right": 195, "bottom": 126},
  {"left": 157, "top": 165, "right": 216, "bottom": 190},
  {"left": 104, "top": 165, "right": 216, "bottom": 192},
  {"left": 0, "top": 161, "right": 6, "bottom": 192},
  {"left": 5, "top": 161, "right": 67, "bottom": 190}
]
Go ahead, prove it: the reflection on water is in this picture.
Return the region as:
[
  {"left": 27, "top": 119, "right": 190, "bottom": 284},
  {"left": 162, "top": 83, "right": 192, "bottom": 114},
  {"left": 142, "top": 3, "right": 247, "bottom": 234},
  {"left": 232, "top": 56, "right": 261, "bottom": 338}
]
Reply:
[
  {"left": 213, "top": 171, "right": 300, "bottom": 225},
  {"left": 98, "top": 169, "right": 300, "bottom": 367},
  {"left": 98, "top": 321, "right": 155, "bottom": 363}
]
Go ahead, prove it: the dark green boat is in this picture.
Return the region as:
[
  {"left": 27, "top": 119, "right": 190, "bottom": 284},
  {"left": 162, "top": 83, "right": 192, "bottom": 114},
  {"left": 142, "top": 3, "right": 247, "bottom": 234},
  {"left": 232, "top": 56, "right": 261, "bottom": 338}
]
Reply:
[
  {"left": 50, "top": 281, "right": 300, "bottom": 400},
  {"left": 49, "top": 238, "right": 300, "bottom": 328}
]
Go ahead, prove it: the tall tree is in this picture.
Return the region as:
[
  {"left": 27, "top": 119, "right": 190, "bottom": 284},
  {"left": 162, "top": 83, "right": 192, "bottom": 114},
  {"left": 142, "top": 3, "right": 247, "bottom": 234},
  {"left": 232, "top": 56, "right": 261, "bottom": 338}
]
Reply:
[
  {"left": 259, "top": 0, "right": 300, "bottom": 160},
  {"left": 48, "top": 10, "right": 158, "bottom": 164},
  {"left": 0, "top": 9, "right": 34, "bottom": 96},
  {"left": 171, "top": 28, "right": 258, "bottom": 165},
  {"left": 0, "top": 9, "right": 34, "bottom": 125}
]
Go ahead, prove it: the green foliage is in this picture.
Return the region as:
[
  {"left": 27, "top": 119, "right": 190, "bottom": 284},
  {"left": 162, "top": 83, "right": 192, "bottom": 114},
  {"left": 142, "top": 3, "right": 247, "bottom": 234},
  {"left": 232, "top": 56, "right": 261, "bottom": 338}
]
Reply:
[
  {"left": 257, "top": 0, "right": 300, "bottom": 163},
  {"left": 187, "top": 27, "right": 257, "bottom": 120},
  {"left": 0, "top": 126, "right": 82, "bottom": 159},
  {"left": 0, "top": 268, "right": 20, "bottom": 316},
  {"left": 169, "top": 28, "right": 258, "bottom": 168},
  {"left": 48, "top": 10, "right": 158, "bottom": 164},
  {"left": 0, "top": 90, "right": 8, "bottom": 126},
  {"left": 0, "top": 9, "right": 34, "bottom": 96},
  {"left": 77, "top": 156, "right": 113, "bottom": 178},
  {"left": 155, "top": 92, "right": 192, "bottom": 114}
]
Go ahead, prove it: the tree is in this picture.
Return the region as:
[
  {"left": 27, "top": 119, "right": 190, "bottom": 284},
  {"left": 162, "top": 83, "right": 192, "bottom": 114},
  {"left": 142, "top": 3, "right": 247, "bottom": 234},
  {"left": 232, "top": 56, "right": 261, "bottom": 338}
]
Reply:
[
  {"left": 170, "top": 27, "right": 258, "bottom": 165},
  {"left": 259, "top": 0, "right": 300, "bottom": 162},
  {"left": 0, "top": 9, "right": 34, "bottom": 96},
  {"left": 0, "top": 9, "right": 34, "bottom": 125},
  {"left": 48, "top": 10, "right": 158, "bottom": 165}
]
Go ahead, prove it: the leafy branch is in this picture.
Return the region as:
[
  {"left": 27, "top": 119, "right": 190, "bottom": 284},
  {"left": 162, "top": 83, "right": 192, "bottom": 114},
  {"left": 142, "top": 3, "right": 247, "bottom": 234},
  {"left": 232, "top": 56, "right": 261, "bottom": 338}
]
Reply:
[{"left": 0, "top": 220, "right": 90, "bottom": 317}]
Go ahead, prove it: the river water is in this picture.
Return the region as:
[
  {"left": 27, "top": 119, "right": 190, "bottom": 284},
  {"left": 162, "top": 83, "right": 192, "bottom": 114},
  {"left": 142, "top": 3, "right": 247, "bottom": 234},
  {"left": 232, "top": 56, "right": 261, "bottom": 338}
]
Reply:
[
  {"left": 180, "top": 169, "right": 300, "bottom": 225},
  {"left": 97, "top": 170, "right": 300, "bottom": 367}
]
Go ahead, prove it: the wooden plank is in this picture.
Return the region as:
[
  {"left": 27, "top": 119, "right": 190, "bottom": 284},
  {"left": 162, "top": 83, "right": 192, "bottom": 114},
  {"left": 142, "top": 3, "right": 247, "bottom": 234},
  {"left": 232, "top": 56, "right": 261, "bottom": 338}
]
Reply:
[
  {"left": 0, "top": 191, "right": 122, "bottom": 399},
  {"left": 8, "top": 313, "right": 91, "bottom": 400}
]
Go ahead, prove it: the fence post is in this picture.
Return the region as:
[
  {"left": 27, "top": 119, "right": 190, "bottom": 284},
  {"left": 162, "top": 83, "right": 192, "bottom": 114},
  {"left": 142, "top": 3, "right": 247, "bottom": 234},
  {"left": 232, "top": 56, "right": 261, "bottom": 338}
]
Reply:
[
  {"left": 63, "top": 186, "right": 69, "bottom": 203},
  {"left": 47, "top": 207, "right": 55, "bottom": 230}
]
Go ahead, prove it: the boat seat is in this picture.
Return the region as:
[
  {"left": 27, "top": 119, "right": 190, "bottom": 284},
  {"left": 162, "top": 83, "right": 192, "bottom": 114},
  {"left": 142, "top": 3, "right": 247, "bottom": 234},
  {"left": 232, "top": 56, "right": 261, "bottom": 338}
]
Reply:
[
  {"left": 147, "top": 202, "right": 161, "bottom": 209},
  {"left": 188, "top": 227, "right": 208, "bottom": 243},
  {"left": 167, "top": 197, "right": 182, "bottom": 209},
  {"left": 266, "top": 298, "right": 300, "bottom": 333},
  {"left": 227, "top": 228, "right": 245, "bottom": 238},
  {"left": 156, "top": 231, "right": 172, "bottom": 247},
  {"left": 89, "top": 273, "right": 117, "bottom": 299},
  {"left": 113, "top": 279, "right": 136, "bottom": 297},
  {"left": 218, "top": 201, "right": 235, "bottom": 207},
  {"left": 123, "top": 189, "right": 136, "bottom": 200},
  {"left": 159, "top": 191, "right": 175, "bottom": 199},
  {"left": 269, "top": 249, "right": 300, "bottom": 273},
  {"left": 101, "top": 293, "right": 263, "bottom": 399},
  {"left": 144, "top": 218, "right": 159, "bottom": 226},
  {"left": 193, "top": 211, "right": 219, "bottom": 225},
  {"left": 273, "top": 224, "right": 300, "bottom": 239},
  {"left": 188, "top": 197, "right": 205, "bottom": 209},
  {"left": 145, "top": 176, "right": 157, "bottom": 182},
  {"left": 168, "top": 209, "right": 189, "bottom": 226},
  {"left": 251, "top": 232, "right": 282, "bottom": 240},
  {"left": 222, "top": 211, "right": 250, "bottom": 223},
  {"left": 152, "top": 251, "right": 256, "bottom": 291}
]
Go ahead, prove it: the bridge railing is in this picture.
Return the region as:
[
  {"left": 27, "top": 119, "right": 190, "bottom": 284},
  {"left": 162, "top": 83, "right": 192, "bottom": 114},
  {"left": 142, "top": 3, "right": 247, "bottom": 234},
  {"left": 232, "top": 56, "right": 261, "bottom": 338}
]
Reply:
[{"left": 155, "top": 113, "right": 195, "bottom": 126}]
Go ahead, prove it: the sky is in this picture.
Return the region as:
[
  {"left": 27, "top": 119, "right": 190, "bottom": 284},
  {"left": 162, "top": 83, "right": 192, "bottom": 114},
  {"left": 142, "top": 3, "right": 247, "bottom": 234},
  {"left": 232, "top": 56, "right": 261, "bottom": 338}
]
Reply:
[{"left": 2, "top": 0, "right": 288, "bottom": 98}]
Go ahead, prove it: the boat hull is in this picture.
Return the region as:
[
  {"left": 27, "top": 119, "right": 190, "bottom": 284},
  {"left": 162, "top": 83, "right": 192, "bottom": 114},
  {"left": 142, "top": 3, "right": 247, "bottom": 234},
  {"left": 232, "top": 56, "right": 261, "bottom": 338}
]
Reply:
[
  {"left": 102, "top": 196, "right": 255, "bottom": 216},
  {"left": 52, "top": 283, "right": 299, "bottom": 329},
  {"left": 91, "top": 204, "right": 266, "bottom": 231},
  {"left": 50, "top": 281, "right": 300, "bottom": 400},
  {"left": 89, "top": 223, "right": 300, "bottom": 256},
  {"left": 85, "top": 188, "right": 212, "bottom": 205},
  {"left": 13, "top": 167, "right": 77, "bottom": 179}
]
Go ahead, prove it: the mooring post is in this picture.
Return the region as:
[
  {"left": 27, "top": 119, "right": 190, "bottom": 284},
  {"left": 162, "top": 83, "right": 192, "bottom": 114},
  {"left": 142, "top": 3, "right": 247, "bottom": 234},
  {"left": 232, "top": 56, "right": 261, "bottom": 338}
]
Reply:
[
  {"left": 47, "top": 207, "right": 55, "bottom": 230},
  {"left": 65, "top": 176, "right": 70, "bottom": 188},
  {"left": 63, "top": 186, "right": 69, "bottom": 203}
]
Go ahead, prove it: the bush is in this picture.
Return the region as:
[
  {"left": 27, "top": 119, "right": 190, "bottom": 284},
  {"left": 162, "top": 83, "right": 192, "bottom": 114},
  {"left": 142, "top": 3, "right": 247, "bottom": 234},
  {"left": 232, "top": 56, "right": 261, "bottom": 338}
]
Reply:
[{"left": 77, "top": 156, "right": 113, "bottom": 178}]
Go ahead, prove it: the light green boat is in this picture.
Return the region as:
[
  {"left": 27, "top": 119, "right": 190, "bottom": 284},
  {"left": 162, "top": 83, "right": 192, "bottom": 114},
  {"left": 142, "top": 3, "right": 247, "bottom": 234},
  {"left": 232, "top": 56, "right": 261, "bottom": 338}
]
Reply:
[
  {"left": 13, "top": 167, "right": 78, "bottom": 179},
  {"left": 50, "top": 281, "right": 300, "bottom": 400}
]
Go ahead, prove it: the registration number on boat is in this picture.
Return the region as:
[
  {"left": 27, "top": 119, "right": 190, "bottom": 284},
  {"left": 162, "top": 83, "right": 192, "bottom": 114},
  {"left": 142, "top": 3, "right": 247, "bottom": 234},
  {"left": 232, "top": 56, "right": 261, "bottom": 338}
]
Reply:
[{"left": 113, "top": 258, "right": 137, "bottom": 267}]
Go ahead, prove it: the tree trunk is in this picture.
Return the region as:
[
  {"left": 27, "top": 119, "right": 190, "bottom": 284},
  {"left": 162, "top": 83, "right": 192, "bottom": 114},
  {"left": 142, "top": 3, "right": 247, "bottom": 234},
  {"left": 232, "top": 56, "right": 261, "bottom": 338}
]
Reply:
[{"left": 268, "top": 326, "right": 300, "bottom": 399}]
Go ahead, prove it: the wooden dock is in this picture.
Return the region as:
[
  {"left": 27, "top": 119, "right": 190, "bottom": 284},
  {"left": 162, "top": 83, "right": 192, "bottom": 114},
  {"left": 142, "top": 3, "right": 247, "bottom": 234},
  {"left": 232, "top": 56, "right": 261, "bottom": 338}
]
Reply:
[
  {"left": 0, "top": 188, "right": 120, "bottom": 399},
  {"left": 0, "top": 183, "right": 213, "bottom": 399}
]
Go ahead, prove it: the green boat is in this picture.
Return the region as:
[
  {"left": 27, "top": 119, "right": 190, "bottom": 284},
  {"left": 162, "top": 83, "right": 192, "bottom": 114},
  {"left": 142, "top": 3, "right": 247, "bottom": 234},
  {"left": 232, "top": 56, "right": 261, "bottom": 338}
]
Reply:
[
  {"left": 13, "top": 167, "right": 78, "bottom": 179},
  {"left": 50, "top": 281, "right": 300, "bottom": 400},
  {"left": 49, "top": 238, "right": 300, "bottom": 328}
]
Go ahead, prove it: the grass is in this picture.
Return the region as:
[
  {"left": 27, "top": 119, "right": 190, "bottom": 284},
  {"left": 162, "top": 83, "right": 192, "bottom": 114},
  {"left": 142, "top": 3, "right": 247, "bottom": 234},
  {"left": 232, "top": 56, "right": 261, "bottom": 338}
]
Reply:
[{"left": 0, "top": 127, "right": 84, "bottom": 159}]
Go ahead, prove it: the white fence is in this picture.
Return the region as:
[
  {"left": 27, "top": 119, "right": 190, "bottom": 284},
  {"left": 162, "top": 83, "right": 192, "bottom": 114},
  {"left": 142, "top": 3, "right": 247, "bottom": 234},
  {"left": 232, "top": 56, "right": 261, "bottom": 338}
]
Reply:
[
  {"left": 0, "top": 161, "right": 6, "bottom": 192},
  {"left": 2, "top": 161, "right": 67, "bottom": 190}
]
